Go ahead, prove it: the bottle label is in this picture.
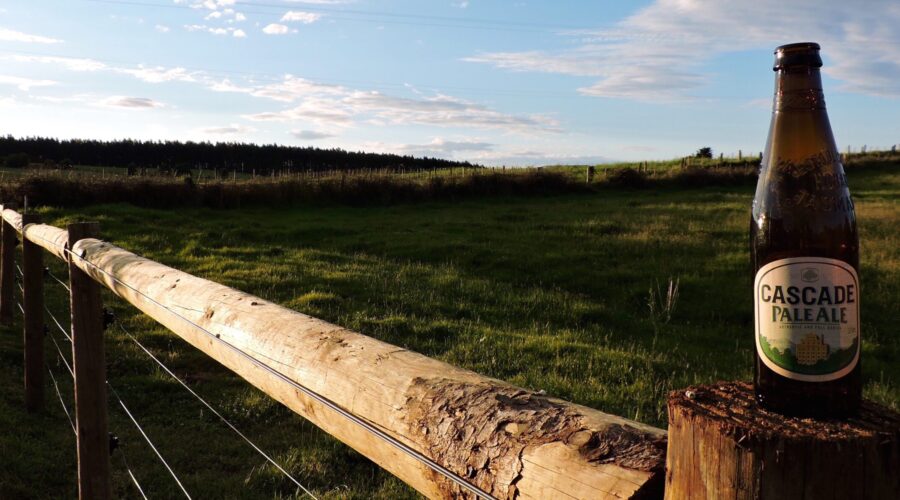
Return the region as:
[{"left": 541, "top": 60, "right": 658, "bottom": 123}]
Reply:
[{"left": 754, "top": 257, "right": 860, "bottom": 381}]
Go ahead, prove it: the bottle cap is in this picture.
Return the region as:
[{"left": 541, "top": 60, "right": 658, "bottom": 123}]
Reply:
[{"left": 774, "top": 42, "right": 822, "bottom": 70}]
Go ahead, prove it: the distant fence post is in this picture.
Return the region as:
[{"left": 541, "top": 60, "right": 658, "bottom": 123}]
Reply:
[
  {"left": 22, "top": 213, "right": 44, "bottom": 412},
  {"left": 586, "top": 166, "right": 596, "bottom": 184},
  {"left": 67, "top": 222, "right": 111, "bottom": 500},
  {"left": 0, "top": 202, "right": 17, "bottom": 324}
]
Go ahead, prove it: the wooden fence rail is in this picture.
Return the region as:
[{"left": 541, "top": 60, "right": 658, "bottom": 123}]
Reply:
[{"left": 0, "top": 204, "right": 667, "bottom": 500}]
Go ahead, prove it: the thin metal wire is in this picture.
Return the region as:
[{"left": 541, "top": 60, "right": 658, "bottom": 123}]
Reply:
[
  {"left": 46, "top": 267, "right": 71, "bottom": 293},
  {"left": 107, "top": 383, "right": 193, "bottom": 500},
  {"left": 26, "top": 228, "right": 495, "bottom": 499},
  {"left": 63, "top": 245, "right": 496, "bottom": 500},
  {"left": 43, "top": 300, "right": 190, "bottom": 500},
  {"left": 118, "top": 323, "right": 318, "bottom": 499},
  {"left": 118, "top": 443, "right": 149, "bottom": 500},
  {"left": 47, "top": 366, "right": 77, "bottom": 434},
  {"left": 47, "top": 327, "right": 74, "bottom": 379},
  {"left": 45, "top": 304, "right": 73, "bottom": 342}
]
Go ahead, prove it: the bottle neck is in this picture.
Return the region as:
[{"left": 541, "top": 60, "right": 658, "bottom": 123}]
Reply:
[{"left": 773, "top": 67, "right": 826, "bottom": 112}]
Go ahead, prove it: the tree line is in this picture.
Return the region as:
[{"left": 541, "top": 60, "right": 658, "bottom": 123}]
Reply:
[{"left": 0, "top": 135, "right": 477, "bottom": 173}]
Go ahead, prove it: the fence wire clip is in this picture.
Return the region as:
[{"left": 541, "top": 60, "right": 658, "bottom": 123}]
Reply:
[
  {"left": 102, "top": 308, "right": 116, "bottom": 330},
  {"left": 109, "top": 433, "right": 119, "bottom": 454}
]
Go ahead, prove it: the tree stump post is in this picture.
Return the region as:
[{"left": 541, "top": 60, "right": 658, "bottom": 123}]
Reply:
[
  {"left": 68, "top": 222, "right": 111, "bottom": 500},
  {"left": 665, "top": 382, "right": 900, "bottom": 500},
  {"left": 22, "top": 213, "right": 45, "bottom": 412},
  {"left": 0, "top": 202, "right": 17, "bottom": 324}
]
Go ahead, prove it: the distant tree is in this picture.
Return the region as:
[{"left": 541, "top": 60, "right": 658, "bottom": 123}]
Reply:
[
  {"left": 695, "top": 147, "right": 713, "bottom": 159},
  {"left": 5, "top": 153, "right": 28, "bottom": 169},
  {"left": 0, "top": 135, "right": 477, "bottom": 173}
]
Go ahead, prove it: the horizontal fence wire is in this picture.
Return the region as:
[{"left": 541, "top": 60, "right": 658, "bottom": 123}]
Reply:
[
  {"left": 118, "top": 444, "right": 149, "bottom": 500},
  {"left": 65, "top": 247, "right": 497, "bottom": 500},
  {"left": 38, "top": 265, "right": 317, "bottom": 499},
  {"left": 21, "top": 221, "right": 498, "bottom": 500},
  {"left": 117, "top": 323, "right": 318, "bottom": 499},
  {"left": 40, "top": 300, "right": 191, "bottom": 500},
  {"left": 47, "top": 367, "right": 77, "bottom": 435},
  {"left": 107, "top": 382, "right": 193, "bottom": 500},
  {"left": 45, "top": 267, "right": 71, "bottom": 293}
]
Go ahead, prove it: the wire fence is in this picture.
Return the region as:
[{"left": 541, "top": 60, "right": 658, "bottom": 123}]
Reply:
[
  {"left": 19, "top": 262, "right": 323, "bottom": 499},
  {"left": 5, "top": 212, "right": 509, "bottom": 500}
]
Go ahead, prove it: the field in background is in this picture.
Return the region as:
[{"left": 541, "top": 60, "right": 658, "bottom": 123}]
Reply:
[{"left": 0, "top": 159, "right": 897, "bottom": 498}]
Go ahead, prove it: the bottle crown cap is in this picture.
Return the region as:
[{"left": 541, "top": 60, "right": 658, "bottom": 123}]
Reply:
[{"left": 774, "top": 42, "right": 822, "bottom": 70}]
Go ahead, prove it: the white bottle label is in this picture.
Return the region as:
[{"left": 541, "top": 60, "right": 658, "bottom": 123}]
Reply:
[{"left": 754, "top": 257, "right": 860, "bottom": 382}]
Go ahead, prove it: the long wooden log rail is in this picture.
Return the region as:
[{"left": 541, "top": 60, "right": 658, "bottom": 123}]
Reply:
[{"left": 0, "top": 205, "right": 667, "bottom": 500}]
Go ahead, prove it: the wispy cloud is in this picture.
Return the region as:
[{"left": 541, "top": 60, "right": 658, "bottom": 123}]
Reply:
[
  {"left": 5, "top": 54, "right": 106, "bottom": 72},
  {"left": 262, "top": 23, "right": 290, "bottom": 35},
  {"left": 0, "top": 27, "right": 63, "bottom": 44},
  {"left": 291, "top": 129, "right": 334, "bottom": 140},
  {"left": 9, "top": 53, "right": 557, "bottom": 136},
  {"left": 200, "top": 124, "right": 255, "bottom": 135},
  {"left": 117, "top": 65, "right": 197, "bottom": 83},
  {"left": 281, "top": 11, "right": 322, "bottom": 23},
  {"left": 155, "top": 24, "right": 171, "bottom": 33},
  {"left": 399, "top": 137, "right": 494, "bottom": 155},
  {"left": 465, "top": 0, "right": 900, "bottom": 100},
  {"left": 282, "top": 0, "right": 353, "bottom": 4},
  {"left": 100, "top": 96, "right": 165, "bottom": 109},
  {"left": 0, "top": 74, "right": 56, "bottom": 90}
]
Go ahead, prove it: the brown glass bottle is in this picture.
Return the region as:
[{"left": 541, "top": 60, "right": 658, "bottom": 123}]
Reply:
[{"left": 750, "top": 43, "right": 860, "bottom": 417}]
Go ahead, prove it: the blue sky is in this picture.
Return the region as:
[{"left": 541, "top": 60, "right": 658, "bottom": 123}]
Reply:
[{"left": 0, "top": 0, "right": 898, "bottom": 165}]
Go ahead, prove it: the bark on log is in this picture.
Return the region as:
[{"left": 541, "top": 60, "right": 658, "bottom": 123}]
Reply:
[
  {"left": 63, "top": 236, "right": 666, "bottom": 499},
  {"left": 665, "top": 382, "right": 900, "bottom": 500}
]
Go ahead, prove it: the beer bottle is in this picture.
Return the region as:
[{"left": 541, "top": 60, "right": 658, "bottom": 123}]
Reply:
[{"left": 750, "top": 43, "right": 860, "bottom": 417}]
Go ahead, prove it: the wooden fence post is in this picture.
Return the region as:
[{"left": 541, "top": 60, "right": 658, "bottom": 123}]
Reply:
[
  {"left": 0, "top": 202, "right": 17, "bottom": 324},
  {"left": 22, "top": 213, "right": 44, "bottom": 412},
  {"left": 68, "top": 222, "right": 110, "bottom": 500},
  {"left": 665, "top": 382, "right": 900, "bottom": 499}
]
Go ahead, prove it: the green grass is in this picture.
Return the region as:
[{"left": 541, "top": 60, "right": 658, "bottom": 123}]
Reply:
[{"left": 1, "top": 162, "right": 897, "bottom": 498}]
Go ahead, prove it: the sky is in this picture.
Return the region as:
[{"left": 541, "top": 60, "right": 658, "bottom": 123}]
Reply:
[{"left": 0, "top": 0, "right": 898, "bottom": 166}]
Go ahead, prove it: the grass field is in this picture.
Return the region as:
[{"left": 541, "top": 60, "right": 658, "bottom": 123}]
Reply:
[{"left": 0, "top": 161, "right": 897, "bottom": 498}]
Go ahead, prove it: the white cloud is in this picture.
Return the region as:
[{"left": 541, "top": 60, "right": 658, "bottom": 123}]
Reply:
[
  {"left": 263, "top": 23, "right": 290, "bottom": 35},
  {"left": 205, "top": 11, "right": 223, "bottom": 20},
  {"left": 283, "top": 0, "right": 351, "bottom": 3},
  {"left": 200, "top": 124, "right": 255, "bottom": 135},
  {"left": 245, "top": 98, "right": 354, "bottom": 124},
  {"left": 465, "top": 0, "right": 900, "bottom": 100},
  {"left": 291, "top": 129, "right": 334, "bottom": 140},
  {"left": 184, "top": 23, "right": 242, "bottom": 36},
  {"left": 400, "top": 137, "right": 494, "bottom": 155},
  {"left": 155, "top": 24, "right": 170, "bottom": 32},
  {"left": 235, "top": 12, "right": 246, "bottom": 22},
  {"left": 342, "top": 91, "right": 558, "bottom": 132},
  {"left": 453, "top": 1, "right": 470, "bottom": 8},
  {"left": 5, "top": 54, "right": 106, "bottom": 72},
  {"left": 100, "top": 96, "right": 165, "bottom": 109},
  {"left": 0, "top": 74, "right": 56, "bottom": 91},
  {"left": 281, "top": 11, "right": 322, "bottom": 23},
  {"left": 242, "top": 80, "right": 558, "bottom": 133},
  {"left": 117, "top": 65, "right": 196, "bottom": 83},
  {"left": 232, "top": 28, "right": 246, "bottom": 38},
  {"left": 0, "top": 27, "right": 63, "bottom": 44}
]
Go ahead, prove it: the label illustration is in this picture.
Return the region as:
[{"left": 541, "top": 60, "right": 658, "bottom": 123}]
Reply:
[{"left": 754, "top": 257, "right": 860, "bottom": 381}]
